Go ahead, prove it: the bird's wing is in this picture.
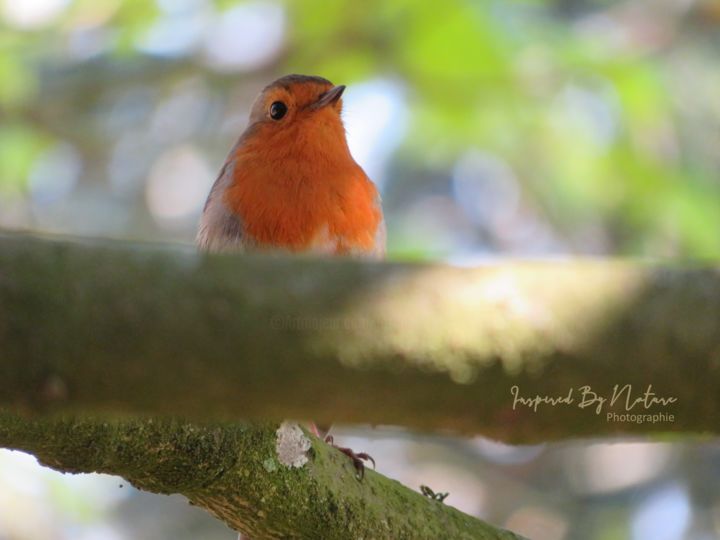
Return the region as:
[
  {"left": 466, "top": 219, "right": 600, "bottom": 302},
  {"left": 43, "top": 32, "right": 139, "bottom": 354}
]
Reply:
[{"left": 196, "top": 159, "right": 254, "bottom": 253}]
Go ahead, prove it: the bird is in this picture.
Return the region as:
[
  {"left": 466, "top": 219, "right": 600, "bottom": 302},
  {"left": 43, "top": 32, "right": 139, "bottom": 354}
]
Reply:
[
  {"left": 197, "top": 74, "right": 385, "bottom": 259},
  {"left": 196, "top": 74, "right": 385, "bottom": 478}
]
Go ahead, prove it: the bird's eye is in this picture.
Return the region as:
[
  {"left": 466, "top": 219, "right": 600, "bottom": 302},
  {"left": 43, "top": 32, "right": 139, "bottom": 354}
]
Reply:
[{"left": 269, "top": 101, "right": 288, "bottom": 120}]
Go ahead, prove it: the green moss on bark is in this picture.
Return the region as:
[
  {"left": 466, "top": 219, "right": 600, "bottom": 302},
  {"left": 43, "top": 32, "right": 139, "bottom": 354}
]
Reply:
[
  {"left": 1, "top": 233, "right": 719, "bottom": 442},
  {"left": 0, "top": 414, "right": 520, "bottom": 539}
]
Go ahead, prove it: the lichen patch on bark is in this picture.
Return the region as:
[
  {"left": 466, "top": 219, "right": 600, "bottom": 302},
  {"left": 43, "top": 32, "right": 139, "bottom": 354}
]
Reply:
[{"left": 275, "top": 422, "right": 311, "bottom": 468}]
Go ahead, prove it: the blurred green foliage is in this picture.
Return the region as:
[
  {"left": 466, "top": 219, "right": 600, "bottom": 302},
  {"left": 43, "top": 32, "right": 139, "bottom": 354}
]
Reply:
[{"left": 0, "top": 0, "right": 719, "bottom": 258}]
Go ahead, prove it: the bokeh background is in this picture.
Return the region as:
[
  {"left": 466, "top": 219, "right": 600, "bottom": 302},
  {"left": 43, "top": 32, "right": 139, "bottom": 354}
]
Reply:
[{"left": 1, "top": 0, "right": 719, "bottom": 538}]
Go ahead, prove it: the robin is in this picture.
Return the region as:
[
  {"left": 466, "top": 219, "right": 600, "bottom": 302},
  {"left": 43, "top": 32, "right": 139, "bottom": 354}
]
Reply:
[
  {"left": 197, "top": 74, "right": 385, "bottom": 258},
  {"left": 197, "top": 74, "right": 385, "bottom": 480}
]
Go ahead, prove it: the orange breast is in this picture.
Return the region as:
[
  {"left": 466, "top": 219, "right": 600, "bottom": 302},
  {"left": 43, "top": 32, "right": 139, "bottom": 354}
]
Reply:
[{"left": 223, "top": 156, "right": 382, "bottom": 255}]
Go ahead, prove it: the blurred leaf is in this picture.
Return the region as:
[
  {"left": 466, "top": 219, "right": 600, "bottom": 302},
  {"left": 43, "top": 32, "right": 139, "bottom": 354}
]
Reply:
[
  {"left": 0, "top": 51, "right": 37, "bottom": 108},
  {"left": 111, "top": 0, "right": 161, "bottom": 54},
  {"left": 0, "top": 124, "right": 51, "bottom": 194}
]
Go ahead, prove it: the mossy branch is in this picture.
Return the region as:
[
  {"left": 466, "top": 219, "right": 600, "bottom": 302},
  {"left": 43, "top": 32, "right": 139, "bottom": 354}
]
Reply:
[
  {"left": 0, "top": 413, "right": 520, "bottom": 539},
  {"left": 1, "top": 233, "right": 719, "bottom": 441}
]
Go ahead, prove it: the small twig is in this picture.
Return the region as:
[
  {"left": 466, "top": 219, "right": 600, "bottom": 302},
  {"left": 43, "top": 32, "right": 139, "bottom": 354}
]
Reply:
[{"left": 421, "top": 484, "right": 449, "bottom": 503}]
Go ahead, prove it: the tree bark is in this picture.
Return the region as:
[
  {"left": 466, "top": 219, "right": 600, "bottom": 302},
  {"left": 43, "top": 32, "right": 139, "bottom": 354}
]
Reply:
[
  {"left": 1, "top": 233, "right": 717, "bottom": 441},
  {"left": 0, "top": 413, "right": 521, "bottom": 539}
]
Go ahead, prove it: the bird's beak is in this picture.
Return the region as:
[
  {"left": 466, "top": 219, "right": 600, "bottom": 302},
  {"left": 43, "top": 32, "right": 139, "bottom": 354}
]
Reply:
[{"left": 311, "top": 85, "right": 346, "bottom": 110}]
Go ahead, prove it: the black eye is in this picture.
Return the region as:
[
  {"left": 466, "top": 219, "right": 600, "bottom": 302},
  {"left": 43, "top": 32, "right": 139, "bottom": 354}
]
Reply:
[{"left": 269, "top": 101, "right": 287, "bottom": 120}]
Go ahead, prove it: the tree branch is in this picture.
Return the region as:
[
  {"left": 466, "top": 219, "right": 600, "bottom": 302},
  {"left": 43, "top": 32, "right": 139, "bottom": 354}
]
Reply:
[
  {"left": 0, "top": 413, "right": 520, "bottom": 539},
  {"left": 1, "top": 231, "right": 718, "bottom": 444}
]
